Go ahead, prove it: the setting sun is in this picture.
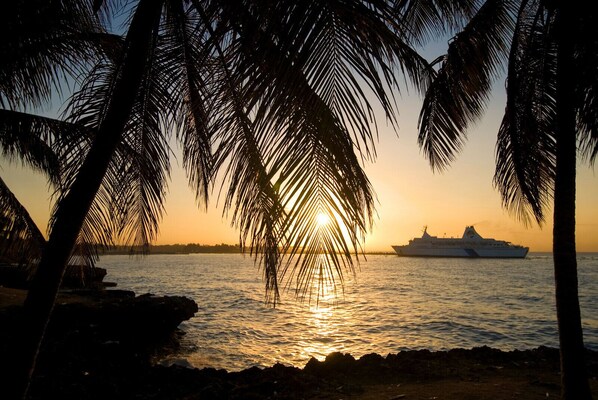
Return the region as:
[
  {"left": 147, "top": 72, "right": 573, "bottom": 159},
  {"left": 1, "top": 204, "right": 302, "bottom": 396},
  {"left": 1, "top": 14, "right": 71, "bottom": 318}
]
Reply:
[{"left": 316, "top": 212, "right": 331, "bottom": 227}]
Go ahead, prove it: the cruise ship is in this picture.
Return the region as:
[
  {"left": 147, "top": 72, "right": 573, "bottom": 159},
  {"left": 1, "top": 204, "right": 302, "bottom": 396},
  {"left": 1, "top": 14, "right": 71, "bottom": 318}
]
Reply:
[{"left": 392, "top": 226, "right": 529, "bottom": 258}]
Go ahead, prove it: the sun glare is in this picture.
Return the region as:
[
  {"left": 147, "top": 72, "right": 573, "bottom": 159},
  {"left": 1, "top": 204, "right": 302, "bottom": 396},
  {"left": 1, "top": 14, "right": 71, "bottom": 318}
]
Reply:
[{"left": 316, "top": 212, "right": 330, "bottom": 227}]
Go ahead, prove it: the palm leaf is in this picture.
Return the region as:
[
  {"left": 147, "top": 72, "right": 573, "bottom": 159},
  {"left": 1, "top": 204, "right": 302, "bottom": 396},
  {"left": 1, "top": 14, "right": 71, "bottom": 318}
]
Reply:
[
  {"left": 493, "top": 0, "right": 556, "bottom": 224},
  {"left": 64, "top": 60, "right": 172, "bottom": 255},
  {"left": 165, "top": 1, "right": 215, "bottom": 207},
  {"left": 394, "top": 0, "right": 479, "bottom": 46},
  {"left": 112, "top": 19, "right": 173, "bottom": 250},
  {"left": 273, "top": 121, "right": 374, "bottom": 301},
  {"left": 575, "top": 5, "right": 598, "bottom": 165},
  {"left": 0, "top": 109, "right": 107, "bottom": 266},
  {"left": 59, "top": 62, "right": 120, "bottom": 256},
  {"left": 0, "top": 177, "right": 45, "bottom": 267},
  {"left": 209, "top": 0, "right": 411, "bottom": 300},
  {"left": 0, "top": 110, "right": 63, "bottom": 186},
  {"left": 0, "top": 0, "right": 105, "bottom": 109},
  {"left": 196, "top": 10, "right": 285, "bottom": 303},
  {"left": 418, "top": 0, "right": 516, "bottom": 171}
]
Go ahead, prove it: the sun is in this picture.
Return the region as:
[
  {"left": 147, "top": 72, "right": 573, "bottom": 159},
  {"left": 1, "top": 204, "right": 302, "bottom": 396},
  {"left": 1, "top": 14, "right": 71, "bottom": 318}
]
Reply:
[{"left": 316, "top": 212, "right": 330, "bottom": 227}]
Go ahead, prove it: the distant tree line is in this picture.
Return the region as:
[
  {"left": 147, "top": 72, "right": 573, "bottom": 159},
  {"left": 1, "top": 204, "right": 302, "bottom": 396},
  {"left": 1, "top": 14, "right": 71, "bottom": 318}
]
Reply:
[{"left": 102, "top": 243, "right": 240, "bottom": 255}]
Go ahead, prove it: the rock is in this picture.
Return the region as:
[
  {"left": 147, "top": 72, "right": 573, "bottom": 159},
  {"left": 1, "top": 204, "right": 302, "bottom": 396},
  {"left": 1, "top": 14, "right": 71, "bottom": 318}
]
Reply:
[
  {"left": 303, "top": 352, "right": 357, "bottom": 376},
  {"left": 0, "top": 263, "right": 109, "bottom": 289},
  {"left": 62, "top": 264, "right": 108, "bottom": 288},
  {"left": 46, "top": 291, "right": 199, "bottom": 345},
  {"left": 358, "top": 352, "right": 385, "bottom": 367},
  {"left": 159, "top": 358, "right": 195, "bottom": 369},
  {"left": 0, "top": 288, "right": 199, "bottom": 400}
]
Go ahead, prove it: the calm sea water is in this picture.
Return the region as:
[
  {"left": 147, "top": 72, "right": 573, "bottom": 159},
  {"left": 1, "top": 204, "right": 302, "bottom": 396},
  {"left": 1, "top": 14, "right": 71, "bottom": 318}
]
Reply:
[{"left": 97, "top": 253, "right": 598, "bottom": 371}]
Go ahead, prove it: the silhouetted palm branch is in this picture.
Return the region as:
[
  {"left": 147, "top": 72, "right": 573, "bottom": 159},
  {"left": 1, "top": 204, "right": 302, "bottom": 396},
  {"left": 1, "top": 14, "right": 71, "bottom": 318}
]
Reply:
[
  {"left": 165, "top": 1, "right": 214, "bottom": 206},
  {"left": 0, "top": 111, "right": 59, "bottom": 263},
  {"left": 0, "top": 110, "right": 63, "bottom": 186},
  {"left": 493, "top": 0, "right": 556, "bottom": 224},
  {"left": 63, "top": 55, "right": 172, "bottom": 253},
  {"left": 0, "top": 0, "right": 108, "bottom": 109},
  {"left": 205, "top": 1, "right": 433, "bottom": 300},
  {"left": 0, "top": 110, "right": 107, "bottom": 266},
  {"left": 0, "top": 177, "right": 45, "bottom": 267},
  {"left": 418, "top": 0, "right": 515, "bottom": 171},
  {"left": 575, "top": 8, "right": 598, "bottom": 165},
  {"left": 193, "top": 10, "right": 284, "bottom": 302},
  {"left": 114, "top": 25, "right": 174, "bottom": 249},
  {"left": 394, "top": 0, "right": 478, "bottom": 46}
]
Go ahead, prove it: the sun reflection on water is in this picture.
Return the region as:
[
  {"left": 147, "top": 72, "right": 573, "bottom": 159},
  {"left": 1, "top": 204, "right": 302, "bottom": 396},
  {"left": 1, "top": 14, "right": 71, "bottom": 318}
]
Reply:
[
  {"left": 299, "top": 257, "right": 348, "bottom": 361},
  {"left": 301, "top": 305, "right": 340, "bottom": 361}
]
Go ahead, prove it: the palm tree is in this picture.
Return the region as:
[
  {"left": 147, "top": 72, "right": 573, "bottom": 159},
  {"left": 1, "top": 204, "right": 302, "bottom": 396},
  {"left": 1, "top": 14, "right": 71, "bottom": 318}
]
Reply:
[
  {"left": 0, "top": 111, "right": 75, "bottom": 266},
  {"left": 1, "top": 1, "right": 134, "bottom": 397},
  {"left": 0, "top": 0, "right": 122, "bottom": 270},
  {"left": 415, "top": 0, "right": 596, "bottom": 398},
  {"left": 0, "top": 112, "right": 59, "bottom": 266},
  {"left": 0, "top": 111, "right": 109, "bottom": 268},
  {"left": 6, "top": 0, "right": 447, "bottom": 397}
]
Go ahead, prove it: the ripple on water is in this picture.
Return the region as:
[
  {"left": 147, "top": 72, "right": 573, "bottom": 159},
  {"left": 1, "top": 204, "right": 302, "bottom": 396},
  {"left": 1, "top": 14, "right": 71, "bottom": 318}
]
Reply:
[{"left": 98, "top": 253, "right": 598, "bottom": 371}]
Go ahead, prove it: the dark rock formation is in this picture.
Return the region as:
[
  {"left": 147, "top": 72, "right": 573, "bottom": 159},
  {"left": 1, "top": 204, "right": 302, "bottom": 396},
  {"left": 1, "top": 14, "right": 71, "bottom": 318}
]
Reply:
[
  {"left": 46, "top": 290, "right": 198, "bottom": 342},
  {"left": 0, "top": 263, "right": 108, "bottom": 289},
  {"left": 0, "top": 289, "right": 198, "bottom": 399}
]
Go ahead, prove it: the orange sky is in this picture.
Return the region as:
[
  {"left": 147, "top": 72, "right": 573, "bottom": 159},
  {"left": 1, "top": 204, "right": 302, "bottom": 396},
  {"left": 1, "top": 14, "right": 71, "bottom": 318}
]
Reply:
[
  {"left": 5, "top": 10, "right": 597, "bottom": 254},
  {"left": 4, "top": 79, "right": 597, "bottom": 253}
]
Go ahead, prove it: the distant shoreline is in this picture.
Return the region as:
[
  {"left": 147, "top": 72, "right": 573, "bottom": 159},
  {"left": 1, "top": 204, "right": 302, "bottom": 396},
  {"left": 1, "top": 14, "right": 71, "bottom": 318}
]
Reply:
[
  {"left": 101, "top": 244, "right": 399, "bottom": 256},
  {"left": 101, "top": 243, "right": 242, "bottom": 255},
  {"left": 100, "top": 247, "right": 598, "bottom": 256}
]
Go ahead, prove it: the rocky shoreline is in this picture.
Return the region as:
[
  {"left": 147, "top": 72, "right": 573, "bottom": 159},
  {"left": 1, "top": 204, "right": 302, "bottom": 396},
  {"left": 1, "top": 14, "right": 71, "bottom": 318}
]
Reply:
[{"left": 1, "top": 286, "right": 597, "bottom": 399}]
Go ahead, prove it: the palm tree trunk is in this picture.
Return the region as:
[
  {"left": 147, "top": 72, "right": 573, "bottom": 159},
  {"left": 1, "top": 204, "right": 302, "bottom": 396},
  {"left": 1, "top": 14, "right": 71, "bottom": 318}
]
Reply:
[
  {"left": 553, "top": 3, "right": 592, "bottom": 399},
  {"left": 9, "top": 1, "right": 164, "bottom": 398}
]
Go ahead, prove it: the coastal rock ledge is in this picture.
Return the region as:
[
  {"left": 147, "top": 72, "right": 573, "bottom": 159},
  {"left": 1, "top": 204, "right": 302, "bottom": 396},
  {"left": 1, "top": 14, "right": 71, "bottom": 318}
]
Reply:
[
  {"left": 0, "top": 287, "right": 199, "bottom": 398},
  {"left": 0, "top": 288, "right": 198, "bottom": 344}
]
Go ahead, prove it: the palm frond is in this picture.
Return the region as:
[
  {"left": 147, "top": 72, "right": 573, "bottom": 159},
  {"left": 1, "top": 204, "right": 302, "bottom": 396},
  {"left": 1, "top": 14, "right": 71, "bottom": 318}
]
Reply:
[
  {"left": 493, "top": 0, "right": 556, "bottom": 225},
  {"left": 393, "top": 0, "right": 480, "bottom": 46},
  {"left": 62, "top": 7, "right": 177, "bottom": 254},
  {"left": 205, "top": 1, "right": 391, "bottom": 301},
  {"left": 58, "top": 112, "right": 116, "bottom": 266},
  {"left": 0, "top": 0, "right": 106, "bottom": 109},
  {"left": 165, "top": 1, "right": 215, "bottom": 207},
  {"left": 59, "top": 61, "right": 121, "bottom": 255},
  {"left": 575, "top": 5, "right": 598, "bottom": 165},
  {"left": 418, "top": 0, "right": 516, "bottom": 171},
  {"left": 0, "top": 109, "right": 106, "bottom": 266},
  {"left": 0, "top": 177, "right": 45, "bottom": 267},
  {"left": 219, "top": 118, "right": 284, "bottom": 304},
  {"left": 229, "top": 0, "right": 432, "bottom": 151},
  {"left": 196, "top": 11, "right": 284, "bottom": 303},
  {"left": 273, "top": 117, "right": 375, "bottom": 302},
  {"left": 112, "top": 19, "right": 173, "bottom": 250},
  {"left": 0, "top": 110, "right": 64, "bottom": 186},
  {"left": 578, "top": 86, "right": 598, "bottom": 165}
]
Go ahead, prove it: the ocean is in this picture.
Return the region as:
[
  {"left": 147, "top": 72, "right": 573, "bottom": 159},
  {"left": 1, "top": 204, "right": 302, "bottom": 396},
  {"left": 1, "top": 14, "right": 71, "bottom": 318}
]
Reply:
[{"left": 97, "top": 253, "right": 598, "bottom": 371}]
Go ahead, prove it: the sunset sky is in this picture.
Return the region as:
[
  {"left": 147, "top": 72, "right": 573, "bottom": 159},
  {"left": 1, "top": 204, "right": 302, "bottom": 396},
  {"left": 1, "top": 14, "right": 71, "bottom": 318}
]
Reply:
[
  {"left": 4, "top": 80, "right": 597, "bottom": 253},
  {"left": 3, "top": 49, "right": 597, "bottom": 253}
]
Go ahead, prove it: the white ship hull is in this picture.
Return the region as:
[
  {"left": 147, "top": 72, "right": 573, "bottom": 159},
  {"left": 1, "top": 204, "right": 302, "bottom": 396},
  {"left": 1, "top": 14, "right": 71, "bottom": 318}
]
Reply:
[
  {"left": 391, "top": 245, "right": 529, "bottom": 258},
  {"left": 391, "top": 226, "right": 529, "bottom": 259}
]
